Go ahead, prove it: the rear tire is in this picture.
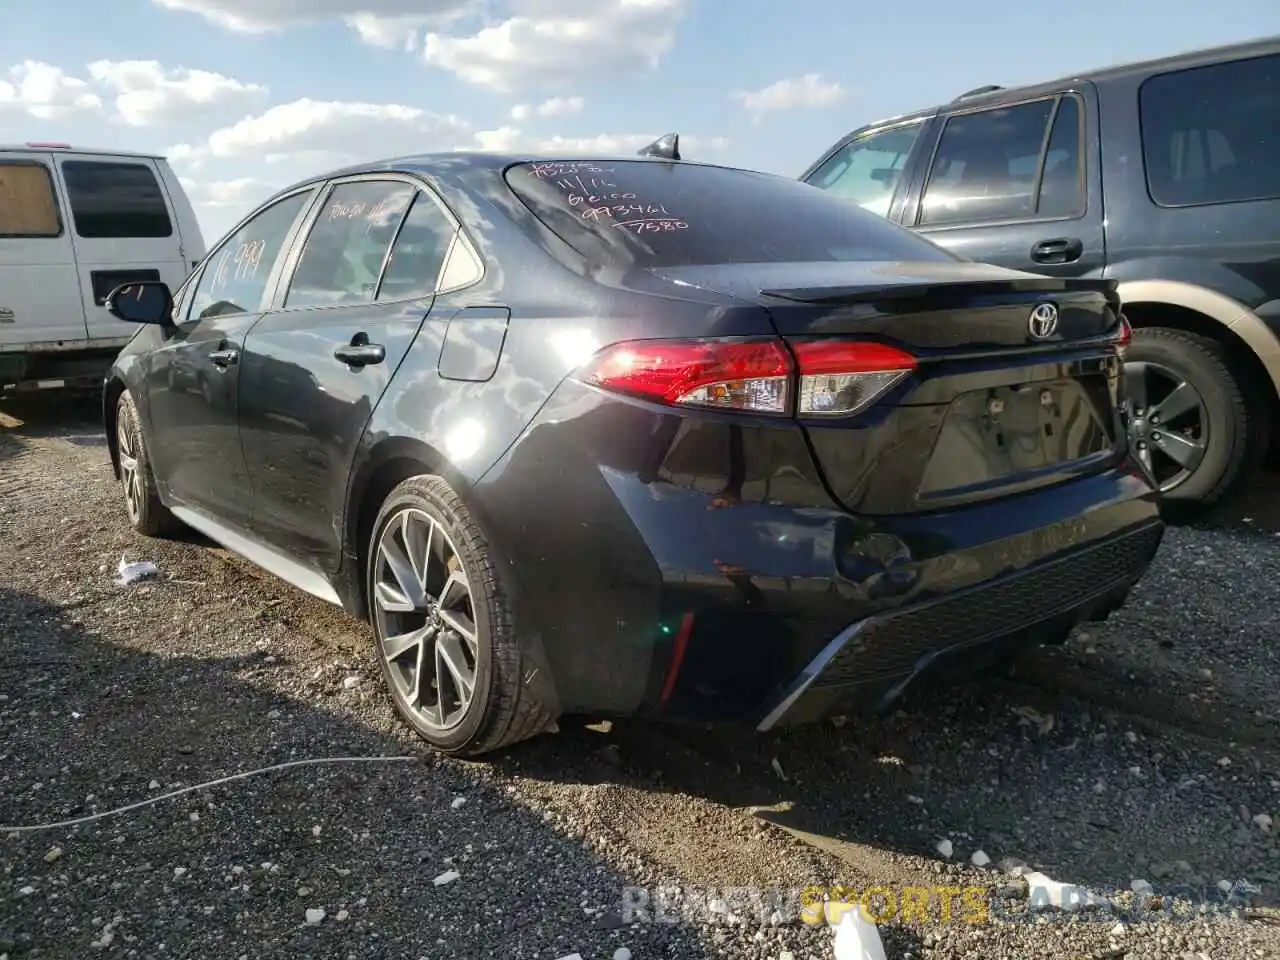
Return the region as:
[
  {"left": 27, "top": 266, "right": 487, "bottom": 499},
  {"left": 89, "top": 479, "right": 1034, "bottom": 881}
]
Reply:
[
  {"left": 1126, "top": 327, "right": 1265, "bottom": 510},
  {"left": 366, "top": 475, "right": 555, "bottom": 756},
  {"left": 115, "top": 390, "right": 179, "bottom": 537}
]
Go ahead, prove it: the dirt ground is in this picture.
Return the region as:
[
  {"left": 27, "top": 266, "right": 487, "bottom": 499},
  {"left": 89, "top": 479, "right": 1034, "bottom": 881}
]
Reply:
[{"left": 1, "top": 391, "right": 1278, "bottom": 960}]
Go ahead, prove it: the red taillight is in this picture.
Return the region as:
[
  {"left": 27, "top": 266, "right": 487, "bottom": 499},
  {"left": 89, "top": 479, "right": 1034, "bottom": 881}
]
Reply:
[
  {"left": 579, "top": 338, "right": 793, "bottom": 413},
  {"left": 1114, "top": 314, "right": 1132, "bottom": 360},
  {"left": 577, "top": 337, "right": 916, "bottom": 417},
  {"left": 791, "top": 340, "right": 917, "bottom": 417}
]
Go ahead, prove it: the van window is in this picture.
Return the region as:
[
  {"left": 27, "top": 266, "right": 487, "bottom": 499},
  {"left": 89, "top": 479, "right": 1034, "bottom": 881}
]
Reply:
[
  {"left": 61, "top": 160, "right": 173, "bottom": 239},
  {"left": 0, "top": 161, "right": 61, "bottom": 237},
  {"left": 1140, "top": 53, "right": 1280, "bottom": 206}
]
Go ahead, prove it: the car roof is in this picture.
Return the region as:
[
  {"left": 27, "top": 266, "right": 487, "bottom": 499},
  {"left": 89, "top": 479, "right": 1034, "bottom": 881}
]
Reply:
[
  {"left": 852, "top": 34, "right": 1280, "bottom": 133},
  {"left": 0, "top": 143, "right": 164, "bottom": 160},
  {"left": 267, "top": 152, "right": 779, "bottom": 202}
]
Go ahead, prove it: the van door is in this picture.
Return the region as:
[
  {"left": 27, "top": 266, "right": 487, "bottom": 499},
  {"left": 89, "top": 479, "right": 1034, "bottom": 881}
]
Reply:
[
  {"left": 0, "top": 151, "right": 88, "bottom": 348},
  {"left": 50, "top": 154, "right": 191, "bottom": 343}
]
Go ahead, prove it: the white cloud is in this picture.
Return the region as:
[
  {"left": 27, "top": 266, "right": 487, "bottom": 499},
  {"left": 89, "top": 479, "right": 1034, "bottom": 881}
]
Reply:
[
  {"left": 735, "top": 73, "right": 847, "bottom": 120},
  {"left": 511, "top": 95, "right": 584, "bottom": 121},
  {"left": 0, "top": 61, "right": 102, "bottom": 119},
  {"left": 153, "top": 0, "right": 475, "bottom": 47},
  {"left": 181, "top": 176, "right": 277, "bottom": 210},
  {"left": 424, "top": 0, "right": 687, "bottom": 91},
  {"left": 87, "top": 60, "right": 266, "bottom": 126}
]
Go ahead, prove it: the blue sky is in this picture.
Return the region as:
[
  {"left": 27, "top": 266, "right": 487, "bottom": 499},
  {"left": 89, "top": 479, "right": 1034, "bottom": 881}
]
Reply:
[{"left": 1, "top": 0, "right": 1276, "bottom": 240}]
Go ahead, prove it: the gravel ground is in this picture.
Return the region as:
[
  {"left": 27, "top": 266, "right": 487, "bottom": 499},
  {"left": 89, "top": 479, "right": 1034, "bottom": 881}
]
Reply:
[{"left": 2, "top": 391, "right": 1279, "bottom": 960}]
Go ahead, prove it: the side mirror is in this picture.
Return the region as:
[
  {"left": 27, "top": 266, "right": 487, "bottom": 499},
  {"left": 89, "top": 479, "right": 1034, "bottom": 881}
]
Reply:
[{"left": 106, "top": 281, "right": 174, "bottom": 326}]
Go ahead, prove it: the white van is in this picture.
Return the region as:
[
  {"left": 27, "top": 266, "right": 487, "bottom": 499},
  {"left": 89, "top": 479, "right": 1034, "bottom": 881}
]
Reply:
[{"left": 0, "top": 143, "right": 204, "bottom": 390}]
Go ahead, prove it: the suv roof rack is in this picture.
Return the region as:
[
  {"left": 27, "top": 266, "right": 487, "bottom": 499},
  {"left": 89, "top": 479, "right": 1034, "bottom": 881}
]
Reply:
[{"left": 952, "top": 84, "right": 1004, "bottom": 102}]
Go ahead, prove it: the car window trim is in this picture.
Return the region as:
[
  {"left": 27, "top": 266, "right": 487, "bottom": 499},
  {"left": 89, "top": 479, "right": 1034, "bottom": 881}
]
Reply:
[
  {"left": 181, "top": 184, "right": 321, "bottom": 324},
  {"left": 269, "top": 171, "right": 482, "bottom": 314},
  {"left": 0, "top": 159, "right": 65, "bottom": 239},
  {"left": 913, "top": 91, "right": 1089, "bottom": 230},
  {"left": 1137, "top": 52, "right": 1280, "bottom": 209}
]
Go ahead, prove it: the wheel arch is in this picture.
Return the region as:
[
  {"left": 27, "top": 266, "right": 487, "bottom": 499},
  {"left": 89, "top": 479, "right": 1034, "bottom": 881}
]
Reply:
[
  {"left": 103, "top": 375, "right": 128, "bottom": 481},
  {"left": 341, "top": 435, "right": 562, "bottom": 717},
  {"left": 1116, "top": 279, "right": 1280, "bottom": 442}
]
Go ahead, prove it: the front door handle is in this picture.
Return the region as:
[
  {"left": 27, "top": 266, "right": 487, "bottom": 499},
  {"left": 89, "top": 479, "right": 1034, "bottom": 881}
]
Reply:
[
  {"left": 1030, "top": 237, "right": 1084, "bottom": 264},
  {"left": 334, "top": 333, "right": 385, "bottom": 368},
  {"left": 209, "top": 347, "right": 239, "bottom": 368}
]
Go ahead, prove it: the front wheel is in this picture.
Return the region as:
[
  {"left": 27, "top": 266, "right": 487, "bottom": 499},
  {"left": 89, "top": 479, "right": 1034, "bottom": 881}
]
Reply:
[
  {"left": 115, "top": 390, "right": 179, "bottom": 537},
  {"left": 366, "top": 475, "right": 555, "bottom": 756},
  {"left": 1125, "top": 327, "right": 1266, "bottom": 508}
]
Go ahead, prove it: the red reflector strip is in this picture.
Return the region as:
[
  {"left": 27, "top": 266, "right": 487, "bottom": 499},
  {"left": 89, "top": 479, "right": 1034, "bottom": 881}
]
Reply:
[{"left": 790, "top": 339, "right": 917, "bottom": 375}]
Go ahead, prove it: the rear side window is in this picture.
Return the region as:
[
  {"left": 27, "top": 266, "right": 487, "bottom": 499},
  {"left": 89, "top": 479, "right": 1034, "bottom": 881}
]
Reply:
[
  {"left": 504, "top": 160, "right": 955, "bottom": 269},
  {"left": 804, "top": 123, "right": 923, "bottom": 217},
  {"left": 0, "top": 161, "right": 61, "bottom": 237},
  {"left": 1140, "top": 53, "right": 1280, "bottom": 207},
  {"left": 285, "top": 180, "right": 415, "bottom": 309},
  {"left": 61, "top": 160, "right": 173, "bottom": 238},
  {"left": 919, "top": 96, "right": 1084, "bottom": 226},
  {"left": 377, "top": 191, "right": 457, "bottom": 301}
]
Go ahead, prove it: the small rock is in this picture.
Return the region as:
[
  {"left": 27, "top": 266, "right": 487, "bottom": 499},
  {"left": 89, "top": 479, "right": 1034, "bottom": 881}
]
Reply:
[
  {"left": 267, "top": 710, "right": 281, "bottom": 720},
  {"left": 297, "top": 886, "right": 312, "bottom": 897},
  {"left": 1110, "top": 922, "right": 1127, "bottom": 937},
  {"left": 907, "top": 794, "right": 924, "bottom": 805},
  {"left": 304, "top": 908, "right": 325, "bottom": 925},
  {"left": 1199, "top": 668, "right": 1213, "bottom": 680},
  {"left": 935, "top": 838, "right": 953, "bottom": 858},
  {"left": 433, "top": 870, "right": 460, "bottom": 886},
  {"left": 1252, "top": 813, "right": 1273, "bottom": 832},
  {"left": 335, "top": 909, "right": 350, "bottom": 922},
  {"left": 450, "top": 797, "right": 467, "bottom": 810},
  {"left": 149, "top": 780, "right": 161, "bottom": 790},
  {"left": 43, "top": 846, "right": 63, "bottom": 864},
  {"left": 18, "top": 886, "right": 34, "bottom": 896},
  {"left": 342, "top": 676, "right": 360, "bottom": 690},
  {"left": 613, "top": 950, "right": 632, "bottom": 960},
  {"left": 971, "top": 850, "right": 991, "bottom": 867},
  {"left": 312, "top": 825, "right": 322, "bottom": 837},
  {"left": 173, "top": 867, "right": 187, "bottom": 879},
  {"left": 189, "top": 812, "right": 199, "bottom": 822},
  {"left": 1218, "top": 757, "right": 1232, "bottom": 768}
]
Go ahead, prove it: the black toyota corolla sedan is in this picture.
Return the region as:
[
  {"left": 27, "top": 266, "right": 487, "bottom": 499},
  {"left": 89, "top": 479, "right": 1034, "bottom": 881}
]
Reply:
[{"left": 101, "top": 145, "right": 1163, "bottom": 756}]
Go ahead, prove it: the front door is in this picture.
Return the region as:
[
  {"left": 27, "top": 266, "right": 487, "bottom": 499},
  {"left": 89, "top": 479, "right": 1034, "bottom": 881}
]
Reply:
[
  {"left": 238, "top": 177, "right": 459, "bottom": 569},
  {"left": 901, "top": 87, "right": 1106, "bottom": 279},
  {"left": 51, "top": 155, "right": 193, "bottom": 342},
  {"left": 145, "top": 188, "right": 316, "bottom": 526}
]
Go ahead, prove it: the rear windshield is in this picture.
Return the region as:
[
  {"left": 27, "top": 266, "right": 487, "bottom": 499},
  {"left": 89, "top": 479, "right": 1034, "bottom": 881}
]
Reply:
[{"left": 503, "top": 159, "right": 956, "bottom": 269}]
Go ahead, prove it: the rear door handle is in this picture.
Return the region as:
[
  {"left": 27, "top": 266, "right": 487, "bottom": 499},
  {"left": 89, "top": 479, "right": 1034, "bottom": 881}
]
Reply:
[
  {"left": 209, "top": 348, "right": 239, "bottom": 368},
  {"left": 1030, "top": 237, "right": 1084, "bottom": 264},
  {"left": 334, "top": 336, "right": 385, "bottom": 368}
]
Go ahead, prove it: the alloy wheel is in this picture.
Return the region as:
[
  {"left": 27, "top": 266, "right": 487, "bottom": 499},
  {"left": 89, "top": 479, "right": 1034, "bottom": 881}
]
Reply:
[
  {"left": 371, "top": 508, "right": 479, "bottom": 731},
  {"left": 116, "top": 405, "right": 143, "bottom": 524},
  {"left": 1125, "top": 360, "right": 1208, "bottom": 493}
]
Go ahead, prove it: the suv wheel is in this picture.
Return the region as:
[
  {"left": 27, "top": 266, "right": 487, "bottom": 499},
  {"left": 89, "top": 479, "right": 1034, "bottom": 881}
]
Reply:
[
  {"left": 1125, "top": 327, "right": 1264, "bottom": 507},
  {"left": 115, "top": 390, "right": 179, "bottom": 536},
  {"left": 366, "top": 475, "right": 555, "bottom": 756}
]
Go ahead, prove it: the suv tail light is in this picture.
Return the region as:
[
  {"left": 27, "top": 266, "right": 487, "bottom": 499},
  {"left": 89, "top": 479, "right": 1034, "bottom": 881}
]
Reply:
[{"left": 577, "top": 337, "right": 916, "bottom": 416}]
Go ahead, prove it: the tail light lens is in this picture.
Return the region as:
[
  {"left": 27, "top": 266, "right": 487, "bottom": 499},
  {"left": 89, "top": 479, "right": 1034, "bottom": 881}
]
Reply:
[
  {"left": 577, "top": 337, "right": 916, "bottom": 416},
  {"left": 791, "top": 340, "right": 917, "bottom": 417}
]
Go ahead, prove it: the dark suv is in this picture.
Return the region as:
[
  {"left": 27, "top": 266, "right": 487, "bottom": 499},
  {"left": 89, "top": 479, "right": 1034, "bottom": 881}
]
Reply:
[{"left": 800, "top": 36, "right": 1280, "bottom": 509}]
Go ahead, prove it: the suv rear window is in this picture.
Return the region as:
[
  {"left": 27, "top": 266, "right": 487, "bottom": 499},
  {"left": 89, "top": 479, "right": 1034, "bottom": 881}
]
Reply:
[
  {"left": 61, "top": 160, "right": 173, "bottom": 239},
  {"left": 504, "top": 160, "right": 955, "bottom": 269}
]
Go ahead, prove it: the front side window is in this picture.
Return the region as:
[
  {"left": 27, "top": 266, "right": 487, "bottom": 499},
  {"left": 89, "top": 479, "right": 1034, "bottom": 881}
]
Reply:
[
  {"left": 0, "top": 161, "right": 61, "bottom": 237},
  {"left": 61, "top": 160, "right": 173, "bottom": 238},
  {"left": 505, "top": 159, "right": 956, "bottom": 270},
  {"left": 804, "top": 123, "right": 922, "bottom": 218},
  {"left": 1140, "top": 53, "right": 1280, "bottom": 207},
  {"left": 284, "top": 181, "right": 415, "bottom": 309},
  {"left": 187, "top": 191, "right": 313, "bottom": 322},
  {"left": 919, "top": 96, "right": 1083, "bottom": 226}
]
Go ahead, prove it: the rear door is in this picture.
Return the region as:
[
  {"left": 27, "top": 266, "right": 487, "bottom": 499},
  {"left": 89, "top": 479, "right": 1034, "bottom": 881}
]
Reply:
[
  {"left": 900, "top": 88, "right": 1106, "bottom": 278},
  {"left": 51, "top": 154, "right": 190, "bottom": 342},
  {"left": 238, "top": 175, "right": 461, "bottom": 569},
  {"left": 0, "top": 152, "right": 87, "bottom": 346}
]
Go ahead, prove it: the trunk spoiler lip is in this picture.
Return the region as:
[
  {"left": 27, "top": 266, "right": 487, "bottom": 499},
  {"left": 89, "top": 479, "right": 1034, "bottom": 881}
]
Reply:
[{"left": 758, "top": 276, "right": 1120, "bottom": 305}]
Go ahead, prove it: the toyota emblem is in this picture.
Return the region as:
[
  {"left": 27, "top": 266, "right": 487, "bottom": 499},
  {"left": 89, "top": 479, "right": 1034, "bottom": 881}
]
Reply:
[{"left": 1028, "top": 302, "right": 1059, "bottom": 340}]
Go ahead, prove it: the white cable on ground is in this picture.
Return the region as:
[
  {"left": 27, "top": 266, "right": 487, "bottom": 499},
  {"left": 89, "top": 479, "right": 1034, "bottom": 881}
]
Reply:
[{"left": 0, "top": 755, "right": 420, "bottom": 834}]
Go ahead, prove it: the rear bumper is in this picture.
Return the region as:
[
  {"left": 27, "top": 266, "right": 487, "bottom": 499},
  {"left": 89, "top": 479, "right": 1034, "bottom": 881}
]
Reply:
[
  {"left": 756, "top": 517, "right": 1162, "bottom": 730},
  {"left": 477, "top": 381, "right": 1164, "bottom": 725}
]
